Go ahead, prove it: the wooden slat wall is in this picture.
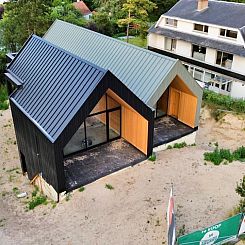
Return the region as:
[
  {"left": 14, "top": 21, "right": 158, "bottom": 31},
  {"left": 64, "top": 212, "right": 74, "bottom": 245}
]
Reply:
[
  {"left": 122, "top": 107, "right": 148, "bottom": 154},
  {"left": 107, "top": 89, "right": 148, "bottom": 155},
  {"left": 167, "top": 75, "right": 198, "bottom": 128},
  {"left": 178, "top": 92, "right": 197, "bottom": 128}
]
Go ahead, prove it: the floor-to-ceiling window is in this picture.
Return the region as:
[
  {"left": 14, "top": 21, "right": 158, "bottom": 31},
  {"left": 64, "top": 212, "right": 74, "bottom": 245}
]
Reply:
[{"left": 63, "top": 94, "right": 121, "bottom": 156}]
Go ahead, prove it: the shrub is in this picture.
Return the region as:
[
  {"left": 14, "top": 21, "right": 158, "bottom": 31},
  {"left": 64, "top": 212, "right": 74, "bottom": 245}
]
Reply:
[
  {"left": 204, "top": 148, "right": 223, "bottom": 165},
  {"left": 173, "top": 142, "right": 187, "bottom": 149},
  {"left": 233, "top": 146, "right": 245, "bottom": 162},
  {"left": 236, "top": 176, "right": 245, "bottom": 213},
  {"left": 202, "top": 90, "right": 245, "bottom": 114},
  {"left": 204, "top": 146, "right": 245, "bottom": 165},
  {"left": 148, "top": 153, "right": 156, "bottom": 161},
  {"left": 79, "top": 186, "right": 85, "bottom": 192},
  {"left": 28, "top": 195, "right": 47, "bottom": 210},
  {"left": 0, "top": 84, "right": 9, "bottom": 110},
  {"left": 105, "top": 184, "right": 114, "bottom": 190}
]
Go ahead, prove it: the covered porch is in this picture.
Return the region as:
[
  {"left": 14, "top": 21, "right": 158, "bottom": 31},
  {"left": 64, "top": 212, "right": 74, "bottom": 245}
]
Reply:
[
  {"left": 153, "top": 116, "right": 196, "bottom": 147},
  {"left": 64, "top": 139, "right": 145, "bottom": 191}
]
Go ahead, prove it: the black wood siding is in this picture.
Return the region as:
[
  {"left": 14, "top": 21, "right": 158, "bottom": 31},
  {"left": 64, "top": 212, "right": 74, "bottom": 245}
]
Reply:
[{"left": 10, "top": 101, "right": 62, "bottom": 192}]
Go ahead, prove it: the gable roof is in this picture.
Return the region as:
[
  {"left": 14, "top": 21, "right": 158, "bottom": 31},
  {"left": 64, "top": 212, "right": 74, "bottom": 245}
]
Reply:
[
  {"left": 43, "top": 20, "right": 185, "bottom": 107},
  {"left": 6, "top": 35, "right": 154, "bottom": 144},
  {"left": 6, "top": 35, "right": 107, "bottom": 142},
  {"left": 73, "top": 1, "right": 91, "bottom": 15},
  {"left": 165, "top": 0, "right": 245, "bottom": 29}
]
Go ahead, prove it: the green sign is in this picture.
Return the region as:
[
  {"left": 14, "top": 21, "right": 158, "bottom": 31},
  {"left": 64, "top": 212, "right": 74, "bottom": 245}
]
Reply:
[{"left": 178, "top": 213, "right": 243, "bottom": 245}]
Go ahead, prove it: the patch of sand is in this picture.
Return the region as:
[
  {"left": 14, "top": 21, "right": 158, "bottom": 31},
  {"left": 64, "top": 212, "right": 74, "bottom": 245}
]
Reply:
[{"left": 0, "top": 108, "right": 244, "bottom": 244}]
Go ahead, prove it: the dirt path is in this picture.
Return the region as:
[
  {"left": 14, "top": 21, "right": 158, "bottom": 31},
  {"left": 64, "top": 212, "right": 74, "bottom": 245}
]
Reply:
[{"left": 0, "top": 108, "right": 244, "bottom": 245}]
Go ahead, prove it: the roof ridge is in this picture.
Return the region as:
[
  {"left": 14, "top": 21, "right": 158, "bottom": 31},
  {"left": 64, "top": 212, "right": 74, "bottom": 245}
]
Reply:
[
  {"left": 54, "top": 19, "right": 176, "bottom": 63},
  {"left": 33, "top": 34, "right": 107, "bottom": 74}
]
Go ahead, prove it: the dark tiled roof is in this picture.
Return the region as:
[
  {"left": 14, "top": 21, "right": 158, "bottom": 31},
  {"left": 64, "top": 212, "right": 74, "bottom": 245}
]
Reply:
[
  {"left": 166, "top": 0, "right": 245, "bottom": 29},
  {"left": 149, "top": 26, "right": 245, "bottom": 57},
  {"left": 7, "top": 35, "right": 106, "bottom": 142}
]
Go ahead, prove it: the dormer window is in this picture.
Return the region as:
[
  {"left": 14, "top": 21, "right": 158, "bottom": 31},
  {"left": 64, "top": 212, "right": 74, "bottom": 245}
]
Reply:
[
  {"left": 194, "top": 24, "right": 208, "bottom": 33},
  {"left": 165, "top": 18, "right": 177, "bottom": 27},
  {"left": 220, "top": 29, "right": 237, "bottom": 39}
]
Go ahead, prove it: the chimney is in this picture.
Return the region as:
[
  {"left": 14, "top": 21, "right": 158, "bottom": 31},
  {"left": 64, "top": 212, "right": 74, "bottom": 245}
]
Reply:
[{"left": 197, "top": 0, "right": 208, "bottom": 11}]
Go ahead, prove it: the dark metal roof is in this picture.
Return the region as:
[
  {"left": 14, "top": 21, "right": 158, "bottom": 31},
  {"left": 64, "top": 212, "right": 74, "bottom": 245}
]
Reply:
[
  {"left": 166, "top": 0, "right": 245, "bottom": 29},
  {"left": 149, "top": 26, "right": 245, "bottom": 57},
  {"left": 7, "top": 35, "right": 106, "bottom": 142},
  {"left": 43, "top": 20, "right": 178, "bottom": 106}
]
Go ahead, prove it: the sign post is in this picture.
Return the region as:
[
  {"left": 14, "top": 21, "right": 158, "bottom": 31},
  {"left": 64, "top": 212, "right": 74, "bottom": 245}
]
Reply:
[{"left": 178, "top": 213, "right": 243, "bottom": 245}]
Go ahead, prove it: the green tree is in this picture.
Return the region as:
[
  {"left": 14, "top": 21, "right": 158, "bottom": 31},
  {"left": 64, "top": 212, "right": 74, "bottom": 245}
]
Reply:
[
  {"left": 117, "top": 0, "right": 157, "bottom": 41},
  {"left": 50, "top": 0, "right": 86, "bottom": 26},
  {"left": 86, "top": 12, "right": 114, "bottom": 36},
  {"left": 150, "top": 0, "right": 178, "bottom": 22},
  {"left": 0, "top": 0, "right": 52, "bottom": 52}
]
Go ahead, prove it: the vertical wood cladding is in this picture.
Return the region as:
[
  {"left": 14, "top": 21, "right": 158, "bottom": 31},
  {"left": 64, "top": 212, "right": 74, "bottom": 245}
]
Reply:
[{"left": 10, "top": 101, "right": 61, "bottom": 192}]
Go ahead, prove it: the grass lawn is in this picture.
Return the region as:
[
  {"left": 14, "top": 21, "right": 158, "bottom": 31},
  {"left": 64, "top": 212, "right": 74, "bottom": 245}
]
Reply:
[{"left": 118, "top": 36, "right": 147, "bottom": 48}]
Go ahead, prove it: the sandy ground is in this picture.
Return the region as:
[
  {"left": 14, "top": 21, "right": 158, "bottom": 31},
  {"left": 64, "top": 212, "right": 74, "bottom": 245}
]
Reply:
[{"left": 0, "top": 108, "right": 245, "bottom": 245}]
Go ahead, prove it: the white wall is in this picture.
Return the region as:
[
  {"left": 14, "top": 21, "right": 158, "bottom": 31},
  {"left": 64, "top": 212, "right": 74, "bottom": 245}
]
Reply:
[
  {"left": 176, "top": 40, "right": 192, "bottom": 57},
  {"left": 177, "top": 20, "right": 193, "bottom": 33},
  {"left": 205, "top": 48, "right": 216, "bottom": 64},
  {"left": 230, "top": 81, "right": 245, "bottom": 99},
  {"left": 232, "top": 55, "right": 245, "bottom": 75},
  {"left": 148, "top": 33, "right": 165, "bottom": 50}
]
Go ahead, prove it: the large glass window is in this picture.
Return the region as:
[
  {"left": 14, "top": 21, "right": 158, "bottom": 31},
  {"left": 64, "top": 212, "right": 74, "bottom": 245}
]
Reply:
[
  {"left": 63, "top": 93, "right": 121, "bottom": 156},
  {"left": 216, "top": 51, "right": 233, "bottom": 69},
  {"left": 63, "top": 123, "right": 86, "bottom": 156},
  {"left": 86, "top": 114, "right": 107, "bottom": 148},
  {"left": 192, "top": 45, "right": 206, "bottom": 61}
]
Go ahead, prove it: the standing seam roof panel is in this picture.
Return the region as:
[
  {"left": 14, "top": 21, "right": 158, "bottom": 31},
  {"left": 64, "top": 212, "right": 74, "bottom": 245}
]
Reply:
[
  {"left": 8, "top": 35, "right": 107, "bottom": 142},
  {"left": 44, "top": 20, "right": 177, "bottom": 106}
]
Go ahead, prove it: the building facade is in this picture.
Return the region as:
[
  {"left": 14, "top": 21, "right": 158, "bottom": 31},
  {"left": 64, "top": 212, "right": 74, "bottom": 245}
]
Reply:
[
  {"left": 6, "top": 21, "right": 203, "bottom": 200},
  {"left": 148, "top": 0, "right": 245, "bottom": 99}
]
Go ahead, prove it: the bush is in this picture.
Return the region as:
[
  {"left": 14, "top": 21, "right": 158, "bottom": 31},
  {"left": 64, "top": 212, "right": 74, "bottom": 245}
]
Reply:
[
  {"left": 173, "top": 142, "right": 187, "bottom": 149},
  {"left": 28, "top": 195, "right": 47, "bottom": 210},
  {"left": 204, "top": 146, "right": 245, "bottom": 165},
  {"left": 236, "top": 176, "right": 245, "bottom": 213},
  {"left": 148, "top": 153, "right": 156, "bottom": 161},
  {"left": 202, "top": 90, "right": 245, "bottom": 114},
  {"left": 204, "top": 148, "right": 223, "bottom": 165},
  {"left": 0, "top": 84, "right": 9, "bottom": 110},
  {"left": 233, "top": 146, "right": 245, "bottom": 162}
]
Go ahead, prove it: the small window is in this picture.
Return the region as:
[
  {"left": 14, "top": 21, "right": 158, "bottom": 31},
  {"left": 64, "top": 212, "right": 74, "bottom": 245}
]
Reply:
[
  {"left": 165, "top": 18, "right": 177, "bottom": 27},
  {"left": 220, "top": 29, "right": 226, "bottom": 36},
  {"left": 215, "top": 83, "right": 220, "bottom": 88},
  {"left": 220, "top": 29, "right": 237, "bottom": 39},
  {"left": 226, "top": 30, "right": 237, "bottom": 39},
  {"left": 194, "top": 24, "right": 208, "bottom": 33},
  {"left": 165, "top": 37, "right": 176, "bottom": 51}
]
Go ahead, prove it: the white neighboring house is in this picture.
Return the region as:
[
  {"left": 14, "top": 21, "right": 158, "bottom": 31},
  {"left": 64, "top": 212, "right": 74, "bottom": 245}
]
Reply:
[
  {"left": 73, "top": 0, "right": 92, "bottom": 20},
  {"left": 148, "top": 0, "right": 245, "bottom": 99}
]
